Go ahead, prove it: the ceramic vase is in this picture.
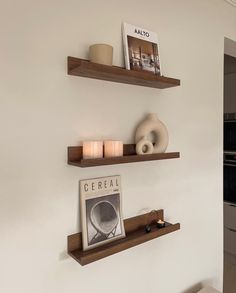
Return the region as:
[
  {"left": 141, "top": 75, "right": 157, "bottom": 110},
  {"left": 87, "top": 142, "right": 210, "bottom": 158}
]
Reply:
[{"left": 135, "top": 113, "right": 169, "bottom": 154}]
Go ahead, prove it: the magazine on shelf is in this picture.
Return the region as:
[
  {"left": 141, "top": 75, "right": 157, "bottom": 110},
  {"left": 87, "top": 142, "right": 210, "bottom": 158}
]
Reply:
[
  {"left": 80, "top": 175, "right": 125, "bottom": 251},
  {"left": 122, "top": 22, "right": 161, "bottom": 75}
]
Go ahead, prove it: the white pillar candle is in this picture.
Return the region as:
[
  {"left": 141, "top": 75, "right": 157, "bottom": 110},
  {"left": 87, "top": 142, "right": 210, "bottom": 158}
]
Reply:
[
  {"left": 82, "top": 141, "right": 103, "bottom": 159},
  {"left": 104, "top": 140, "right": 123, "bottom": 158}
]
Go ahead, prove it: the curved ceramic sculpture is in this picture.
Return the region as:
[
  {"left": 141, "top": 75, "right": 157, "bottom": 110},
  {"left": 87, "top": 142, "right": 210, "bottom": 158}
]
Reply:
[
  {"left": 135, "top": 113, "right": 169, "bottom": 154},
  {"left": 135, "top": 136, "right": 154, "bottom": 155}
]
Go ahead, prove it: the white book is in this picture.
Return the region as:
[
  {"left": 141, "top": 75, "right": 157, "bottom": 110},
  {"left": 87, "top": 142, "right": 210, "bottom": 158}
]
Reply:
[{"left": 122, "top": 22, "right": 161, "bottom": 75}]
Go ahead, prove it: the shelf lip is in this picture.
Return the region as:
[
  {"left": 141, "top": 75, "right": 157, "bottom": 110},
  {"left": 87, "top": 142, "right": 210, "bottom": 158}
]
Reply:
[
  {"left": 67, "top": 56, "right": 180, "bottom": 89},
  {"left": 68, "top": 222, "right": 180, "bottom": 266},
  {"left": 68, "top": 150, "right": 180, "bottom": 168}
]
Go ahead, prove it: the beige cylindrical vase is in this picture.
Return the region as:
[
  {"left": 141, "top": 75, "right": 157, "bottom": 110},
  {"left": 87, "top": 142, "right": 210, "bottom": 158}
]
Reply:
[
  {"left": 104, "top": 140, "right": 123, "bottom": 158},
  {"left": 89, "top": 44, "right": 113, "bottom": 66}
]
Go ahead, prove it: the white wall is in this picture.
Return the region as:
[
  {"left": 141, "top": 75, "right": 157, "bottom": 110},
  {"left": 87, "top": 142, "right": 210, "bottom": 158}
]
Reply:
[{"left": 0, "top": 1, "right": 236, "bottom": 293}]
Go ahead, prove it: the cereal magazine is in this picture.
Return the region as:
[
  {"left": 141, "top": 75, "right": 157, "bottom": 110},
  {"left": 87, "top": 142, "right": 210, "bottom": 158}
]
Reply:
[{"left": 80, "top": 175, "right": 125, "bottom": 251}]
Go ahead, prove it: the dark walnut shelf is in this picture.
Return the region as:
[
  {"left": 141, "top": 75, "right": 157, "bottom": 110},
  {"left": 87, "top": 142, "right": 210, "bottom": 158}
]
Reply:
[
  {"left": 67, "top": 57, "right": 180, "bottom": 89},
  {"left": 68, "top": 209, "right": 180, "bottom": 266},
  {"left": 68, "top": 144, "right": 180, "bottom": 168}
]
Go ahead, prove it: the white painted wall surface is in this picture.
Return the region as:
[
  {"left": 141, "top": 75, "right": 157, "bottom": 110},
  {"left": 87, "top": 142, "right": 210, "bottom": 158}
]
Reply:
[{"left": 0, "top": 1, "right": 236, "bottom": 293}]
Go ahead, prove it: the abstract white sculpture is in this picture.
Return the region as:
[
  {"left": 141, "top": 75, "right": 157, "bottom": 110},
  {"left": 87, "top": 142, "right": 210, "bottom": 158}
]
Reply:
[
  {"left": 135, "top": 113, "right": 169, "bottom": 155},
  {"left": 135, "top": 137, "right": 154, "bottom": 155}
]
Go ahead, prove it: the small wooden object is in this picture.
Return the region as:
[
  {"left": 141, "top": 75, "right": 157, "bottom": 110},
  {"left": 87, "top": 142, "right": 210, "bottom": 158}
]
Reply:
[
  {"left": 68, "top": 144, "right": 180, "bottom": 168},
  {"left": 67, "top": 57, "right": 180, "bottom": 89},
  {"left": 67, "top": 209, "right": 180, "bottom": 266}
]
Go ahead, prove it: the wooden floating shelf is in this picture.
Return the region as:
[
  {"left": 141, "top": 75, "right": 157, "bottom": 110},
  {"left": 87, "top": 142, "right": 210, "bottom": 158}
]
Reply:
[
  {"left": 68, "top": 57, "right": 180, "bottom": 89},
  {"left": 68, "top": 144, "right": 180, "bottom": 168},
  {"left": 68, "top": 209, "right": 180, "bottom": 266}
]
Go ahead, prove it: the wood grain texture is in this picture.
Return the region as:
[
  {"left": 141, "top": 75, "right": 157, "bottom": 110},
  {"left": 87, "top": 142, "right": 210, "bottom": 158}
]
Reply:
[
  {"left": 67, "top": 145, "right": 180, "bottom": 168},
  {"left": 67, "top": 210, "right": 180, "bottom": 266},
  {"left": 67, "top": 57, "right": 180, "bottom": 89}
]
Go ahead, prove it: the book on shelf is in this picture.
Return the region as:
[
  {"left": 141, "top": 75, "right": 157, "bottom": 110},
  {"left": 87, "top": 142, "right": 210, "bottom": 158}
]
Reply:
[
  {"left": 80, "top": 175, "right": 125, "bottom": 251},
  {"left": 122, "top": 22, "right": 161, "bottom": 75}
]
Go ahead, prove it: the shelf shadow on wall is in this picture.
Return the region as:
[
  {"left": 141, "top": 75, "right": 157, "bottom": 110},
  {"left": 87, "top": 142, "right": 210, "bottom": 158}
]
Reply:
[{"left": 182, "top": 279, "right": 212, "bottom": 293}]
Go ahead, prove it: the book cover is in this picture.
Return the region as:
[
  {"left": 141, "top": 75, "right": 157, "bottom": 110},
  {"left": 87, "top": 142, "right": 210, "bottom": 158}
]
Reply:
[
  {"left": 122, "top": 22, "right": 161, "bottom": 75},
  {"left": 80, "top": 175, "right": 125, "bottom": 251}
]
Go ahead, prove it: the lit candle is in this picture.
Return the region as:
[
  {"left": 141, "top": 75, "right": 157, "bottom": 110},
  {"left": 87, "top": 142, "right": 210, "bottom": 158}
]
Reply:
[
  {"left": 104, "top": 140, "right": 123, "bottom": 158},
  {"left": 156, "top": 219, "right": 165, "bottom": 228},
  {"left": 82, "top": 141, "right": 103, "bottom": 159}
]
